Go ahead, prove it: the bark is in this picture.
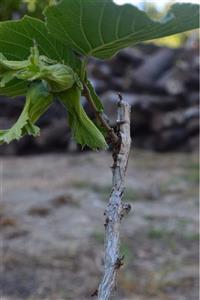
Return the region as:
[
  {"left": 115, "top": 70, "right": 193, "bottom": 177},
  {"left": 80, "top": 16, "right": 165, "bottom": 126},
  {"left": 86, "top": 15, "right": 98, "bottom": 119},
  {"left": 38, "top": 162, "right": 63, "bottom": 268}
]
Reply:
[{"left": 97, "top": 99, "right": 131, "bottom": 300}]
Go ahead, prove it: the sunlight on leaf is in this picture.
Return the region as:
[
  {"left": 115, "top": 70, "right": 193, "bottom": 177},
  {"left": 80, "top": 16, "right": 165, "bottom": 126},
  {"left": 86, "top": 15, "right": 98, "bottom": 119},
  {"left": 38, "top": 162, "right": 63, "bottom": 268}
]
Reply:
[{"left": 45, "top": 0, "right": 199, "bottom": 59}]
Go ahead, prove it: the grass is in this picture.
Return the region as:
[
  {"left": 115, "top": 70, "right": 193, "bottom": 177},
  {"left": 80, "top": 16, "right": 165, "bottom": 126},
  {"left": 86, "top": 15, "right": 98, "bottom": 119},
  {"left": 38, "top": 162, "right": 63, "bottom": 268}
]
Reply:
[
  {"left": 183, "top": 169, "right": 199, "bottom": 184},
  {"left": 92, "top": 230, "right": 104, "bottom": 243},
  {"left": 120, "top": 242, "right": 133, "bottom": 262},
  {"left": 70, "top": 180, "right": 110, "bottom": 199},
  {"left": 124, "top": 188, "right": 140, "bottom": 202},
  {"left": 177, "top": 218, "right": 190, "bottom": 227},
  {"left": 148, "top": 228, "right": 168, "bottom": 239},
  {"left": 70, "top": 180, "right": 138, "bottom": 201},
  {"left": 147, "top": 226, "right": 199, "bottom": 243},
  {"left": 158, "top": 165, "right": 199, "bottom": 197},
  {"left": 182, "top": 161, "right": 199, "bottom": 184},
  {"left": 184, "top": 233, "right": 199, "bottom": 241},
  {"left": 147, "top": 228, "right": 178, "bottom": 252}
]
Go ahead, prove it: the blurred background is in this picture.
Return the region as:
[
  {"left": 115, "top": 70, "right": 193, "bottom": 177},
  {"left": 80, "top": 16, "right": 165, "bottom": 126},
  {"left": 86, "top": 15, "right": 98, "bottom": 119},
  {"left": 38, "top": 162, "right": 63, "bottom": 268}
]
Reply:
[{"left": 0, "top": 1, "right": 199, "bottom": 300}]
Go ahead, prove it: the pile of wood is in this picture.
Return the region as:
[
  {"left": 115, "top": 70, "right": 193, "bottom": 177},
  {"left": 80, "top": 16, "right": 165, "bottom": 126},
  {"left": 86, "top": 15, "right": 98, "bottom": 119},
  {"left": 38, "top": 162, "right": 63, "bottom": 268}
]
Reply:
[
  {"left": 0, "top": 41, "right": 199, "bottom": 155},
  {"left": 88, "top": 39, "right": 199, "bottom": 152}
]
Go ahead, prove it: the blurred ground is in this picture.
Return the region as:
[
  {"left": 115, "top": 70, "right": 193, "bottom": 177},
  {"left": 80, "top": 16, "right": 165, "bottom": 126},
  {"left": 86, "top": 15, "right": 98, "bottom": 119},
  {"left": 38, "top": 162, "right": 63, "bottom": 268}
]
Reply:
[{"left": 0, "top": 150, "right": 199, "bottom": 300}]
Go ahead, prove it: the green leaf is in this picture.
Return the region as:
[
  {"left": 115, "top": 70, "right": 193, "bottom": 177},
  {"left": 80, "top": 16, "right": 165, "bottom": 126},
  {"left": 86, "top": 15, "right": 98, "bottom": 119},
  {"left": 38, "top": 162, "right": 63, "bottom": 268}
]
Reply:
[
  {"left": 45, "top": 0, "right": 199, "bottom": 59},
  {"left": 59, "top": 85, "right": 107, "bottom": 150},
  {"left": 0, "top": 82, "right": 53, "bottom": 144},
  {"left": 0, "top": 15, "right": 80, "bottom": 97}
]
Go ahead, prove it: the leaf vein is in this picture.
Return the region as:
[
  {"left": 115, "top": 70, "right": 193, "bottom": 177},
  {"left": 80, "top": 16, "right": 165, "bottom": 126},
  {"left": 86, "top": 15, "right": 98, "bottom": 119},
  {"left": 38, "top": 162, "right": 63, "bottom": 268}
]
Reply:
[
  {"left": 98, "top": 1, "right": 106, "bottom": 45},
  {"left": 25, "top": 19, "right": 63, "bottom": 60},
  {"left": 48, "top": 13, "right": 86, "bottom": 55},
  {"left": 115, "top": 8, "right": 123, "bottom": 40},
  {"left": 79, "top": 0, "right": 92, "bottom": 51},
  {"left": 0, "top": 39, "right": 29, "bottom": 52}
]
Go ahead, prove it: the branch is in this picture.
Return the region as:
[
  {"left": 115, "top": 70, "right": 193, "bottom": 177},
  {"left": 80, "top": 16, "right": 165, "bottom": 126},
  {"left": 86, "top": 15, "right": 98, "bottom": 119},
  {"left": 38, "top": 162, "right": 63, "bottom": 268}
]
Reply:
[
  {"left": 97, "top": 98, "right": 132, "bottom": 300},
  {"left": 83, "top": 84, "right": 119, "bottom": 145}
]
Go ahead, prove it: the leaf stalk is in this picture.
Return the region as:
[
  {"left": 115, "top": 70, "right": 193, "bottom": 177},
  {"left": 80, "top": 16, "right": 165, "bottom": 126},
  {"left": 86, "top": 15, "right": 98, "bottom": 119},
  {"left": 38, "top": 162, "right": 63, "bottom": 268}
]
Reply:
[{"left": 82, "top": 83, "right": 119, "bottom": 146}]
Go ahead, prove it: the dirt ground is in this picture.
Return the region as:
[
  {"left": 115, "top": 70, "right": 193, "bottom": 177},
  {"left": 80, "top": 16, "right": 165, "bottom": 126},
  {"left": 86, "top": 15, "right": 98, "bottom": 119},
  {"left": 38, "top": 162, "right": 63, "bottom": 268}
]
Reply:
[{"left": 0, "top": 150, "right": 199, "bottom": 300}]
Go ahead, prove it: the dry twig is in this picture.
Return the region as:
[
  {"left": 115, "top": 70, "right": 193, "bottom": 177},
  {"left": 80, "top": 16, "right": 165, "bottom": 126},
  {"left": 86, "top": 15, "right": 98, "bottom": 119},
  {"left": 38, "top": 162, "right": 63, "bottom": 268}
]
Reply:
[{"left": 97, "top": 97, "right": 132, "bottom": 300}]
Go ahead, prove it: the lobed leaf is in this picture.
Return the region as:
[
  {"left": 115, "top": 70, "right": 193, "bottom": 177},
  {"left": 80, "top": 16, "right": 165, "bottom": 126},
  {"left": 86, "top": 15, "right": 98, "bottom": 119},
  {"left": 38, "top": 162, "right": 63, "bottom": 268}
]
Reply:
[{"left": 45, "top": 0, "right": 199, "bottom": 59}]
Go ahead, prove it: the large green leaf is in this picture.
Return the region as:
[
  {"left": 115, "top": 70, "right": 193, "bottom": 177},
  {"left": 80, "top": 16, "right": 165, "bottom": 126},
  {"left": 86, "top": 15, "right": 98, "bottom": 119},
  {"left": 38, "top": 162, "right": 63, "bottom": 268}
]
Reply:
[
  {"left": 45, "top": 0, "right": 199, "bottom": 59},
  {"left": 0, "top": 16, "right": 79, "bottom": 97}
]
